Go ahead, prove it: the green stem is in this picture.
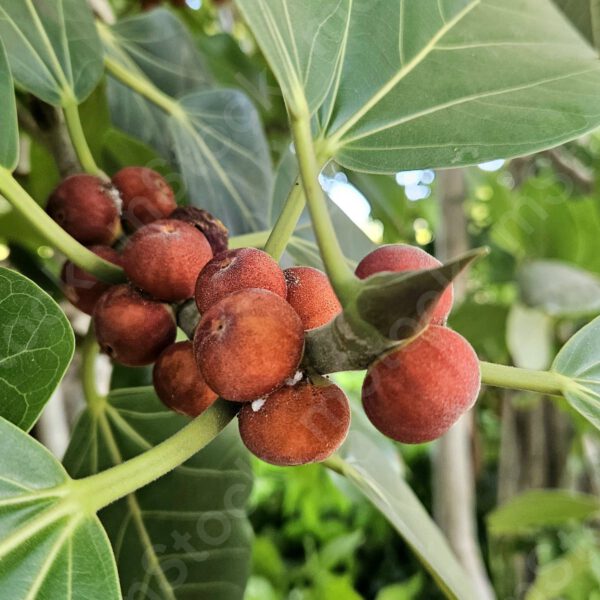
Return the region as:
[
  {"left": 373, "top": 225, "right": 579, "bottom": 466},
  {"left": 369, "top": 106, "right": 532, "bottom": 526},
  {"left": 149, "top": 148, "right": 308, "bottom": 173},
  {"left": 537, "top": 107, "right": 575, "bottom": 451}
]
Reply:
[
  {"left": 229, "top": 230, "right": 272, "bottom": 250},
  {"left": 264, "top": 181, "right": 306, "bottom": 260},
  {"left": 81, "top": 325, "right": 106, "bottom": 414},
  {"left": 72, "top": 400, "right": 239, "bottom": 513},
  {"left": 104, "top": 54, "right": 185, "bottom": 119},
  {"left": 289, "top": 106, "right": 358, "bottom": 304},
  {"left": 0, "top": 170, "right": 125, "bottom": 283},
  {"left": 62, "top": 100, "right": 104, "bottom": 178},
  {"left": 480, "top": 361, "right": 567, "bottom": 396}
]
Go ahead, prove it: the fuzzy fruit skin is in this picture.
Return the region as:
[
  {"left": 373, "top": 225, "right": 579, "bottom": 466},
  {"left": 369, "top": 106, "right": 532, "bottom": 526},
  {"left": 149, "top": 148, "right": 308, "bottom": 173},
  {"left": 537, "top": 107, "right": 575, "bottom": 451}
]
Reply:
[
  {"left": 362, "top": 325, "right": 480, "bottom": 444},
  {"left": 123, "top": 219, "right": 213, "bottom": 302},
  {"left": 194, "top": 288, "right": 304, "bottom": 402},
  {"left": 170, "top": 206, "right": 229, "bottom": 255},
  {"left": 93, "top": 284, "right": 177, "bottom": 366},
  {"left": 355, "top": 244, "right": 454, "bottom": 325},
  {"left": 153, "top": 341, "right": 218, "bottom": 417},
  {"left": 46, "top": 174, "right": 122, "bottom": 245},
  {"left": 238, "top": 380, "right": 350, "bottom": 466},
  {"left": 112, "top": 167, "right": 177, "bottom": 230},
  {"left": 195, "top": 248, "right": 286, "bottom": 313},
  {"left": 284, "top": 266, "right": 342, "bottom": 330},
  {"left": 61, "top": 246, "right": 123, "bottom": 315}
]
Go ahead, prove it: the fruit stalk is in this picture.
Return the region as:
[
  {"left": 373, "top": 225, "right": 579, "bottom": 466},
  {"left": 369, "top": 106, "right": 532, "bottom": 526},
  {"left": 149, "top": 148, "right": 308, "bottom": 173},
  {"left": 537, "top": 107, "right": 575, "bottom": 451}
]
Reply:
[
  {"left": 72, "top": 399, "right": 239, "bottom": 513},
  {"left": 62, "top": 99, "right": 104, "bottom": 178},
  {"left": 480, "top": 361, "right": 567, "bottom": 395},
  {"left": 0, "top": 169, "right": 124, "bottom": 283},
  {"left": 263, "top": 180, "right": 306, "bottom": 260},
  {"left": 289, "top": 105, "right": 358, "bottom": 305}
]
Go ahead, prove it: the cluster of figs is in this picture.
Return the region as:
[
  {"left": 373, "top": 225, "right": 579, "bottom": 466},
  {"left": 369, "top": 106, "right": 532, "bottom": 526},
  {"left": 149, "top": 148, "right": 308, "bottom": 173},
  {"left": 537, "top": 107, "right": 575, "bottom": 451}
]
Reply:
[{"left": 49, "top": 166, "right": 480, "bottom": 466}]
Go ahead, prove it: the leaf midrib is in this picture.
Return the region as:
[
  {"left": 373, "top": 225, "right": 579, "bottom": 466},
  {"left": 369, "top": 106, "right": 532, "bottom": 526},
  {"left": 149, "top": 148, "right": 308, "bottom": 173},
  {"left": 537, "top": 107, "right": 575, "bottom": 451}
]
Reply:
[{"left": 325, "top": 0, "right": 480, "bottom": 147}]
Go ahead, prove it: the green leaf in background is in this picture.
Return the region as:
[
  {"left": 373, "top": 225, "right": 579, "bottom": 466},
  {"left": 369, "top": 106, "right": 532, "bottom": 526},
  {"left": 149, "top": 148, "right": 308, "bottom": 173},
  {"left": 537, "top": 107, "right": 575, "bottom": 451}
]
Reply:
[
  {"left": 332, "top": 411, "right": 477, "bottom": 600},
  {"left": 506, "top": 303, "right": 553, "bottom": 371},
  {"left": 0, "top": 267, "right": 74, "bottom": 431},
  {"left": 518, "top": 260, "right": 600, "bottom": 317},
  {"left": 238, "top": 0, "right": 600, "bottom": 172},
  {"left": 105, "top": 9, "right": 211, "bottom": 96},
  {"left": 63, "top": 387, "right": 253, "bottom": 600},
  {"left": 553, "top": 0, "right": 600, "bottom": 48},
  {"left": 0, "top": 417, "right": 120, "bottom": 599},
  {"left": 0, "top": 0, "right": 104, "bottom": 105},
  {"left": 553, "top": 316, "right": 600, "bottom": 431},
  {"left": 0, "top": 39, "right": 17, "bottom": 171},
  {"left": 487, "top": 490, "right": 600, "bottom": 536},
  {"left": 101, "top": 14, "right": 273, "bottom": 234}
]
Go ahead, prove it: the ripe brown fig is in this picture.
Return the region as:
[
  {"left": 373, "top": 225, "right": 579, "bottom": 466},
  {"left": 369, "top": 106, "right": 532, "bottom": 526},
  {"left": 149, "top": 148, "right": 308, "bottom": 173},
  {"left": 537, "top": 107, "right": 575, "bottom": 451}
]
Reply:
[
  {"left": 195, "top": 248, "right": 286, "bottom": 313},
  {"left": 112, "top": 167, "right": 177, "bottom": 230},
  {"left": 194, "top": 288, "right": 304, "bottom": 402},
  {"left": 284, "top": 266, "right": 342, "bottom": 330},
  {"left": 355, "top": 244, "right": 454, "bottom": 325},
  {"left": 123, "top": 219, "right": 212, "bottom": 302},
  {"left": 153, "top": 341, "right": 218, "bottom": 417},
  {"left": 46, "top": 174, "right": 122, "bottom": 245},
  {"left": 93, "top": 285, "right": 176, "bottom": 366},
  {"left": 362, "top": 325, "right": 480, "bottom": 444},
  {"left": 170, "top": 206, "right": 229, "bottom": 255},
  {"left": 238, "top": 379, "right": 350, "bottom": 466},
  {"left": 61, "top": 246, "right": 123, "bottom": 315}
]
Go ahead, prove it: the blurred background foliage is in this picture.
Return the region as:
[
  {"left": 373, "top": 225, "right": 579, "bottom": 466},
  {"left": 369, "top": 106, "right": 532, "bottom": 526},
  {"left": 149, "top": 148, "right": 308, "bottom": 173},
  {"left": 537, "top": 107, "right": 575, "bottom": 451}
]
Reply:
[{"left": 2, "top": 0, "right": 600, "bottom": 598}]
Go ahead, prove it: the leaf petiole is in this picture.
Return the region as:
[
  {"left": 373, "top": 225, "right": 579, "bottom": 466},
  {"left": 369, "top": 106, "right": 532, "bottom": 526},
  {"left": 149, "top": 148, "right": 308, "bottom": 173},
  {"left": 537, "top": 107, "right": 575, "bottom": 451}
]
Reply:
[{"left": 480, "top": 361, "right": 569, "bottom": 396}]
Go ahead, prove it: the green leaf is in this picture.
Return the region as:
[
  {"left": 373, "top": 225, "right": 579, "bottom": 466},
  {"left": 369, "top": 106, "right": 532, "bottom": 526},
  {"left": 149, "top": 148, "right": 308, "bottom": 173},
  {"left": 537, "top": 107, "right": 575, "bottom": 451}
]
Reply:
[
  {"left": 0, "top": 0, "right": 104, "bottom": 105},
  {"left": 0, "top": 416, "right": 120, "bottom": 599},
  {"left": 63, "top": 387, "right": 253, "bottom": 600},
  {"left": 0, "top": 39, "right": 18, "bottom": 171},
  {"left": 553, "top": 0, "right": 600, "bottom": 48},
  {"left": 333, "top": 412, "right": 477, "bottom": 600},
  {"left": 518, "top": 260, "right": 600, "bottom": 317},
  {"left": 238, "top": 0, "right": 600, "bottom": 171},
  {"left": 171, "top": 90, "right": 273, "bottom": 232},
  {"left": 525, "top": 547, "right": 592, "bottom": 600},
  {"left": 487, "top": 490, "right": 600, "bottom": 536},
  {"left": 105, "top": 9, "right": 211, "bottom": 96},
  {"left": 553, "top": 316, "right": 600, "bottom": 431},
  {"left": 0, "top": 267, "right": 74, "bottom": 431},
  {"left": 235, "top": 1, "right": 351, "bottom": 115},
  {"left": 102, "top": 22, "right": 273, "bottom": 234},
  {"left": 506, "top": 303, "right": 553, "bottom": 370},
  {"left": 354, "top": 248, "right": 486, "bottom": 340}
]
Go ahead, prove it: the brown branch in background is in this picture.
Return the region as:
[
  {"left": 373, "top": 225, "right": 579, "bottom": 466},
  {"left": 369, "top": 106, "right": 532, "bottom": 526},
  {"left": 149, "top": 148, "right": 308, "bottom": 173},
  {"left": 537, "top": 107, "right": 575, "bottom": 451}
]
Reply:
[
  {"left": 18, "top": 99, "right": 80, "bottom": 178},
  {"left": 542, "top": 148, "right": 594, "bottom": 193}
]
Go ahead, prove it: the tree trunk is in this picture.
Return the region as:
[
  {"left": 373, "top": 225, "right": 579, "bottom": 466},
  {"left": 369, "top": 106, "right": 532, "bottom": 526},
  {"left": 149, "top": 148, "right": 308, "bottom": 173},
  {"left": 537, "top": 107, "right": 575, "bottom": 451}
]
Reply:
[{"left": 433, "top": 169, "right": 496, "bottom": 600}]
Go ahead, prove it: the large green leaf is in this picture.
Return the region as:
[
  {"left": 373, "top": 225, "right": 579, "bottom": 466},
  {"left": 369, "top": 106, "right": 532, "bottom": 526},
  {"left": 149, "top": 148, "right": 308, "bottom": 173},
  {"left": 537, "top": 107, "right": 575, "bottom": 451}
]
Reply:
[
  {"left": 102, "top": 20, "right": 273, "bottom": 234},
  {"left": 0, "top": 39, "right": 17, "bottom": 171},
  {"left": 553, "top": 316, "right": 600, "bottom": 431},
  {"left": 0, "top": 268, "right": 74, "bottom": 431},
  {"left": 0, "top": 0, "right": 104, "bottom": 105},
  {"left": 487, "top": 490, "right": 600, "bottom": 536},
  {"left": 0, "top": 416, "right": 120, "bottom": 598},
  {"left": 238, "top": 0, "right": 600, "bottom": 172},
  {"left": 333, "top": 411, "right": 477, "bottom": 600},
  {"left": 63, "top": 388, "right": 253, "bottom": 600}
]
